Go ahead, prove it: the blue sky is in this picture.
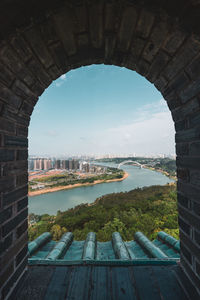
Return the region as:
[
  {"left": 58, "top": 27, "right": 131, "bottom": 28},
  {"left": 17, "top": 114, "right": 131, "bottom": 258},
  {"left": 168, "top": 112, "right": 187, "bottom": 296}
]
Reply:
[{"left": 29, "top": 65, "right": 175, "bottom": 156}]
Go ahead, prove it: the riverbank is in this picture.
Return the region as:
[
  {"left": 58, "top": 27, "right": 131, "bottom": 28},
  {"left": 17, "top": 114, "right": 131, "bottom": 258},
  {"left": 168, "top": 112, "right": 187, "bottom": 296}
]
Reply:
[
  {"left": 29, "top": 171, "right": 129, "bottom": 197},
  {"left": 143, "top": 165, "right": 177, "bottom": 181}
]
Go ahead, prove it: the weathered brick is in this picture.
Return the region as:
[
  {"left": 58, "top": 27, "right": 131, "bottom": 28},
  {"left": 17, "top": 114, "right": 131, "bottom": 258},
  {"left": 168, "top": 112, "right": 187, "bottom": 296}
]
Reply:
[
  {"left": 2, "top": 161, "right": 27, "bottom": 177},
  {"left": 164, "top": 37, "right": 200, "bottom": 81},
  {"left": 131, "top": 37, "right": 146, "bottom": 59},
  {"left": 74, "top": 4, "right": 87, "bottom": 32},
  {"left": 190, "top": 170, "right": 200, "bottom": 186},
  {"left": 2, "top": 256, "right": 27, "bottom": 299},
  {"left": 190, "top": 141, "right": 200, "bottom": 156},
  {"left": 89, "top": 3, "right": 104, "bottom": 49},
  {"left": 180, "top": 230, "right": 200, "bottom": 263},
  {"left": 47, "top": 65, "right": 61, "bottom": 81},
  {"left": 16, "top": 244, "right": 28, "bottom": 267},
  {"left": 2, "top": 208, "right": 28, "bottom": 237},
  {"left": 175, "top": 126, "right": 200, "bottom": 143},
  {"left": 2, "top": 106, "right": 30, "bottom": 126},
  {"left": 31, "top": 81, "right": 45, "bottom": 97},
  {"left": 16, "top": 219, "right": 28, "bottom": 238},
  {"left": 172, "top": 98, "right": 200, "bottom": 122},
  {"left": 0, "top": 44, "right": 35, "bottom": 87},
  {"left": 49, "top": 42, "right": 69, "bottom": 73},
  {"left": 105, "top": 3, "right": 118, "bottom": 32},
  {"left": 178, "top": 193, "right": 190, "bottom": 209},
  {"left": 11, "top": 79, "right": 36, "bottom": 100},
  {"left": 0, "top": 117, "right": 15, "bottom": 133},
  {"left": 143, "top": 22, "right": 168, "bottom": 62},
  {"left": 117, "top": 6, "right": 137, "bottom": 51},
  {"left": 0, "top": 81, "right": 22, "bottom": 109},
  {"left": 16, "top": 125, "right": 28, "bottom": 137},
  {"left": 0, "top": 61, "right": 15, "bottom": 86},
  {"left": 135, "top": 59, "right": 150, "bottom": 77},
  {"left": 188, "top": 111, "right": 200, "bottom": 128},
  {"left": 54, "top": 7, "right": 77, "bottom": 55},
  {"left": 10, "top": 35, "right": 32, "bottom": 62},
  {"left": 16, "top": 150, "right": 28, "bottom": 161},
  {"left": 167, "top": 96, "right": 182, "bottom": 113},
  {"left": 154, "top": 76, "right": 168, "bottom": 92},
  {"left": 177, "top": 168, "right": 189, "bottom": 181},
  {"left": 136, "top": 9, "right": 154, "bottom": 38},
  {"left": 193, "top": 201, "right": 200, "bottom": 217},
  {"left": 179, "top": 216, "right": 191, "bottom": 236},
  {"left": 23, "top": 27, "right": 54, "bottom": 69},
  {"left": 175, "top": 120, "right": 186, "bottom": 132},
  {"left": 180, "top": 76, "right": 200, "bottom": 103},
  {"left": 163, "top": 29, "right": 185, "bottom": 54},
  {"left": 0, "top": 206, "right": 12, "bottom": 225},
  {"left": 181, "top": 258, "right": 200, "bottom": 299},
  {"left": 19, "top": 101, "right": 34, "bottom": 116},
  {"left": 0, "top": 149, "right": 15, "bottom": 162},
  {"left": 164, "top": 72, "right": 190, "bottom": 97},
  {"left": 195, "top": 230, "right": 200, "bottom": 246},
  {"left": 196, "top": 260, "right": 200, "bottom": 278},
  {"left": 181, "top": 241, "right": 192, "bottom": 264},
  {"left": 147, "top": 51, "right": 170, "bottom": 82},
  {"left": 0, "top": 176, "right": 15, "bottom": 193},
  {"left": 0, "top": 232, "right": 13, "bottom": 255},
  {"left": 105, "top": 35, "right": 117, "bottom": 61},
  {"left": 40, "top": 18, "right": 59, "bottom": 45},
  {"left": 178, "top": 180, "right": 200, "bottom": 202},
  {"left": 16, "top": 173, "right": 27, "bottom": 187},
  {"left": 0, "top": 261, "right": 14, "bottom": 288},
  {"left": 17, "top": 197, "right": 28, "bottom": 212},
  {"left": 176, "top": 143, "right": 189, "bottom": 156},
  {"left": 3, "top": 186, "right": 28, "bottom": 207},
  {"left": 27, "top": 57, "right": 51, "bottom": 87},
  {"left": 179, "top": 205, "right": 200, "bottom": 231},
  {"left": 4, "top": 135, "right": 28, "bottom": 147},
  {"left": 186, "top": 54, "right": 200, "bottom": 80}
]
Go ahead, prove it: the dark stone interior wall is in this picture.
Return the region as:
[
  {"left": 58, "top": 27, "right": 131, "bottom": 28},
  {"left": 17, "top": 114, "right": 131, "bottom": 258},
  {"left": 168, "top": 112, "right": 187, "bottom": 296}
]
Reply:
[{"left": 0, "top": 1, "right": 200, "bottom": 298}]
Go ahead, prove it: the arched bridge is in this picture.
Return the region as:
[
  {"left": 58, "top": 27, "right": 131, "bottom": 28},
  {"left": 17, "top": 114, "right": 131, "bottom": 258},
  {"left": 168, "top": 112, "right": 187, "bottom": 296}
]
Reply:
[{"left": 117, "top": 160, "right": 144, "bottom": 169}]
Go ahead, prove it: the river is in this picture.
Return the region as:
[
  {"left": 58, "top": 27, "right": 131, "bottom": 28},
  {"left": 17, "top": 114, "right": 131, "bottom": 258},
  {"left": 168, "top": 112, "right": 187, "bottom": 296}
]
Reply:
[{"left": 28, "top": 163, "right": 174, "bottom": 215}]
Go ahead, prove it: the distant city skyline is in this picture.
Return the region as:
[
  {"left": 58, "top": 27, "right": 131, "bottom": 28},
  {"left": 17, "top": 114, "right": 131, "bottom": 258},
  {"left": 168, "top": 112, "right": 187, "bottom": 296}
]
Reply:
[{"left": 29, "top": 65, "right": 175, "bottom": 156}]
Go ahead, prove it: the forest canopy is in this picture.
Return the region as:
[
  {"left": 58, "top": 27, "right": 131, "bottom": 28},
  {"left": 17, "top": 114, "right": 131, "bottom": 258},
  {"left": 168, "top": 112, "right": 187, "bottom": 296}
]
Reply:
[{"left": 28, "top": 183, "right": 178, "bottom": 242}]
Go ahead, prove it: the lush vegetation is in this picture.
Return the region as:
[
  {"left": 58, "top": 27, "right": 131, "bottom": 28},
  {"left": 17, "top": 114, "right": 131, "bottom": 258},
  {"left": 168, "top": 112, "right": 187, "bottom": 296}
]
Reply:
[
  {"left": 29, "top": 167, "right": 124, "bottom": 191},
  {"left": 153, "top": 158, "right": 176, "bottom": 177},
  {"left": 96, "top": 157, "right": 177, "bottom": 178},
  {"left": 28, "top": 183, "right": 179, "bottom": 242}
]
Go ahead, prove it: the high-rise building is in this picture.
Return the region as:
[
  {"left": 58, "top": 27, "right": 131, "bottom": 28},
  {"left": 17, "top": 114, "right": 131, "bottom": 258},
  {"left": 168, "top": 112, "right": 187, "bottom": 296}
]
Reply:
[{"left": 55, "top": 160, "right": 61, "bottom": 169}]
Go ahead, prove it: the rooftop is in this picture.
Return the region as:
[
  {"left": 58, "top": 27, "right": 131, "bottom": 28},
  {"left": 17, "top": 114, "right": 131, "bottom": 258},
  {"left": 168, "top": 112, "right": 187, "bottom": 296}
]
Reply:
[
  {"left": 28, "top": 231, "right": 180, "bottom": 264},
  {"left": 15, "top": 231, "right": 195, "bottom": 299}
]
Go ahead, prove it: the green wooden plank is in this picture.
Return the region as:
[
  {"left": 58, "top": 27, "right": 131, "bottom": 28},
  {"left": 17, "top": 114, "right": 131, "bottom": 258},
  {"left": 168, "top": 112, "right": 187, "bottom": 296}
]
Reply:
[
  {"left": 44, "top": 267, "right": 71, "bottom": 300},
  {"left": 111, "top": 267, "right": 138, "bottom": 300},
  {"left": 89, "top": 266, "right": 112, "bottom": 300},
  {"left": 65, "top": 266, "right": 91, "bottom": 299},
  {"left": 152, "top": 266, "right": 188, "bottom": 300},
  {"left": 131, "top": 266, "right": 162, "bottom": 300}
]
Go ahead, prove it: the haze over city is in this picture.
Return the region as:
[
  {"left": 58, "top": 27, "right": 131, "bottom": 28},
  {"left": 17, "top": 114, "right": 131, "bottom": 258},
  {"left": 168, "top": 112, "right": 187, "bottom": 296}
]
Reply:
[{"left": 29, "top": 65, "right": 175, "bottom": 157}]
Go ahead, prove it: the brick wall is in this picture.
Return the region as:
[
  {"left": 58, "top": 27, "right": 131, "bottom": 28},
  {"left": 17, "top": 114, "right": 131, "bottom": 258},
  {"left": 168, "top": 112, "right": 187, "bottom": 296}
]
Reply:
[{"left": 0, "top": 0, "right": 200, "bottom": 298}]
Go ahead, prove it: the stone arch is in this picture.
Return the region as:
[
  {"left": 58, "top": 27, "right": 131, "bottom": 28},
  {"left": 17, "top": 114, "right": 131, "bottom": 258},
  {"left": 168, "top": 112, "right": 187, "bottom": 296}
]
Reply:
[{"left": 0, "top": 1, "right": 200, "bottom": 298}]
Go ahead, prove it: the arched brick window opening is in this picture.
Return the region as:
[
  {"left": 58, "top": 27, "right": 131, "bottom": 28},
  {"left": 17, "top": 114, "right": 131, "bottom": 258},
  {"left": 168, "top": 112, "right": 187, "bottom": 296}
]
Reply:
[{"left": 0, "top": 1, "right": 200, "bottom": 298}]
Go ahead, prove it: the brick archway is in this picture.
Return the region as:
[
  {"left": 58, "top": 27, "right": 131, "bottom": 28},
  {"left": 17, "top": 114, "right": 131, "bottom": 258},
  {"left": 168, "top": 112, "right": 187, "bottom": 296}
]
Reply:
[{"left": 0, "top": 1, "right": 200, "bottom": 298}]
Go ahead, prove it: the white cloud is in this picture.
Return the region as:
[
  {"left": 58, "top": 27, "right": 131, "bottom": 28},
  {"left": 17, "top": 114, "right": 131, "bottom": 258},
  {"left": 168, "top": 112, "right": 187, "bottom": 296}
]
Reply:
[
  {"left": 86, "top": 100, "right": 175, "bottom": 155},
  {"left": 60, "top": 74, "right": 66, "bottom": 80},
  {"left": 45, "top": 130, "right": 59, "bottom": 137}
]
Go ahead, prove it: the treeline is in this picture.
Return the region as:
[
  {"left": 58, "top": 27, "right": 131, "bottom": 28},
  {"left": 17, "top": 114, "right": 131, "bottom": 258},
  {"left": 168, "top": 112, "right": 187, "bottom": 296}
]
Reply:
[
  {"left": 96, "top": 157, "right": 177, "bottom": 177},
  {"left": 28, "top": 183, "right": 179, "bottom": 242},
  {"left": 154, "top": 159, "right": 176, "bottom": 176}
]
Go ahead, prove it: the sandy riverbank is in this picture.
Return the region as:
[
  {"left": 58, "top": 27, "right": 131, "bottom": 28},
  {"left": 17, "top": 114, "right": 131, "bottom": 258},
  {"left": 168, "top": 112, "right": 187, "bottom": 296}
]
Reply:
[{"left": 29, "top": 171, "right": 129, "bottom": 197}]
